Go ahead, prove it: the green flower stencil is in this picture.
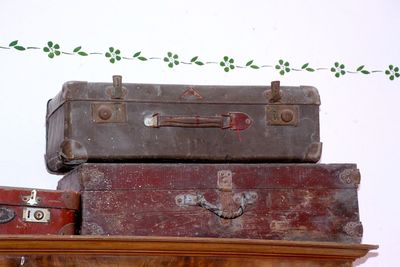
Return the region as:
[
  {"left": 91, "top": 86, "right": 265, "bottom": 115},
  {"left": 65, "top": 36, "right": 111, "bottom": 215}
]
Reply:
[
  {"left": 275, "top": 59, "right": 290, "bottom": 75},
  {"left": 105, "top": 47, "right": 121, "bottom": 64},
  {"left": 163, "top": 52, "right": 179, "bottom": 68},
  {"left": 385, "top": 65, "right": 400, "bottom": 80},
  {"left": 220, "top": 56, "right": 235, "bottom": 72},
  {"left": 0, "top": 39, "right": 398, "bottom": 81},
  {"left": 331, "top": 62, "right": 346, "bottom": 78},
  {"left": 43, "top": 41, "right": 61, "bottom": 59}
]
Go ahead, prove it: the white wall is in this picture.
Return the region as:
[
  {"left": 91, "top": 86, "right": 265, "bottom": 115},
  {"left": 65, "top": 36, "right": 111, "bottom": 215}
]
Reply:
[{"left": 1, "top": 1, "right": 399, "bottom": 265}]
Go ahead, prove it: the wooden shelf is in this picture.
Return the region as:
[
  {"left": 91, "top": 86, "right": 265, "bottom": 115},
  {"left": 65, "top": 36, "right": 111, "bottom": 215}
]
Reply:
[{"left": 0, "top": 235, "right": 378, "bottom": 267}]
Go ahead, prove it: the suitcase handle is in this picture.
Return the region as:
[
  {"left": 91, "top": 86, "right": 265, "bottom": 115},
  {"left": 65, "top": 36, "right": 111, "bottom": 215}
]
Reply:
[
  {"left": 175, "top": 192, "right": 257, "bottom": 219},
  {"left": 144, "top": 112, "right": 252, "bottom": 131}
]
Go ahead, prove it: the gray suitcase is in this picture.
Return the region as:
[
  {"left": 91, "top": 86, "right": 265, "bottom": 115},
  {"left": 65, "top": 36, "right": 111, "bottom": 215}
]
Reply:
[{"left": 45, "top": 76, "right": 321, "bottom": 174}]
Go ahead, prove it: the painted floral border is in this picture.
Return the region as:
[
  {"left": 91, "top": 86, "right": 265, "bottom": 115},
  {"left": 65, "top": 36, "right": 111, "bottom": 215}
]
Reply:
[{"left": 1, "top": 40, "right": 399, "bottom": 81}]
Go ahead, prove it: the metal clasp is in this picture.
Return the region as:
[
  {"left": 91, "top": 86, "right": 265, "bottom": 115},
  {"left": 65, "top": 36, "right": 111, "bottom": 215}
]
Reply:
[
  {"left": 22, "top": 207, "right": 51, "bottom": 223},
  {"left": 111, "top": 75, "right": 123, "bottom": 99},
  {"left": 269, "top": 81, "right": 281, "bottom": 102},
  {"left": 22, "top": 190, "right": 41, "bottom": 206},
  {"left": 106, "top": 75, "right": 127, "bottom": 99}
]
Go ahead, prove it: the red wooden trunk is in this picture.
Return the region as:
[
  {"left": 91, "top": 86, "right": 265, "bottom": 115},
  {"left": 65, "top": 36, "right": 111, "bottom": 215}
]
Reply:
[
  {"left": 58, "top": 163, "right": 362, "bottom": 243},
  {"left": 0, "top": 187, "right": 80, "bottom": 235}
]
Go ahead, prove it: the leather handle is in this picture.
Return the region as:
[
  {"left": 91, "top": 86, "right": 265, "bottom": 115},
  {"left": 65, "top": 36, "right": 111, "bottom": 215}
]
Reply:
[
  {"left": 159, "top": 115, "right": 224, "bottom": 128},
  {"left": 144, "top": 112, "right": 252, "bottom": 131}
]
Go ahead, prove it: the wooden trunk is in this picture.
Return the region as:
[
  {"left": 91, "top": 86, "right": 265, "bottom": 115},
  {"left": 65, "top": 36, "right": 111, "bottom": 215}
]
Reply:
[
  {"left": 46, "top": 76, "right": 321, "bottom": 174},
  {"left": 0, "top": 187, "right": 80, "bottom": 235},
  {"left": 58, "top": 163, "right": 362, "bottom": 243}
]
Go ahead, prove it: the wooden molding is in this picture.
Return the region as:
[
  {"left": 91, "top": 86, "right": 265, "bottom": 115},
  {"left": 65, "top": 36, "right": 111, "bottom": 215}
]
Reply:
[{"left": 0, "top": 235, "right": 377, "bottom": 259}]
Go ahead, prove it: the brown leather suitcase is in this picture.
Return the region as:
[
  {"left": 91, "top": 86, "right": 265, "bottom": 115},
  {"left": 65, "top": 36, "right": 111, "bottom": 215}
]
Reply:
[
  {"left": 46, "top": 76, "right": 321, "bottom": 174},
  {"left": 0, "top": 187, "right": 80, "bottom": 234},
  {"left": 57, "top": 163, "right": 362, "bottom": 243}
]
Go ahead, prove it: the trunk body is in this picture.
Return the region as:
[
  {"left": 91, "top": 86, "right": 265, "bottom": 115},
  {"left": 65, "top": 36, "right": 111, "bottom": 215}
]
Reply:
[
  {"left": 58, "top": 163, "right": 362, "bottom": 243},
  {"left": 0, "top": 187, "right": 80, "bottom": 234},
  {"left": 46, "top": 79, "right": 321, "bottom": 174}
]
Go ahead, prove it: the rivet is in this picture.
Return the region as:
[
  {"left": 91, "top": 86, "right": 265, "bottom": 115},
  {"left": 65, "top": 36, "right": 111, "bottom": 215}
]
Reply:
[
  {"left": 281, "top": 109, "right": 294, "bottom": 123},
  {"left": 98, "top": 105, "right": 112, "bottom": 120}
]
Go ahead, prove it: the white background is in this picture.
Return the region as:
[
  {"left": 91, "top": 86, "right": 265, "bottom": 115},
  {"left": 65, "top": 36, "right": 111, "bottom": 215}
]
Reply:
[{"left": 1, "top": 1, "right": 399, "bottom": 266}]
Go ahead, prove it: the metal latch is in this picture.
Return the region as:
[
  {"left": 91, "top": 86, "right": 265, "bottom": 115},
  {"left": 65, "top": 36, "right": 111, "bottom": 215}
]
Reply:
[
  {"left": 105, "top": 75, "right": 127, "bottom": 99},
  {"left": 111, "top": 75, "right": 123, "bottom": 99},
  {"left": 22, "top": 190, "right": 41, "bottom": 206},
  {"left": 269, "top": 81, "right": 281, "bottom": 103},
  {"left": 22, "top": 207, "right": 50, "bottom": 223}
]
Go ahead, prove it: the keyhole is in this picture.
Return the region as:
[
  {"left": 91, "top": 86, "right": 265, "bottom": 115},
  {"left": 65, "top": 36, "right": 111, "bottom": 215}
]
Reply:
[{"left": 34, "top": 211, "right": 44, "bottom": 220}]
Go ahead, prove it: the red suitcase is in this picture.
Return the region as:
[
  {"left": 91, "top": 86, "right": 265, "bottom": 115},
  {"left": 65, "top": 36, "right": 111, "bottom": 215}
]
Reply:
[
  {"left": 0, "top": 187, "right": 80, "bottom": 235},
  {"left": 46, "top": 76, "right": 321, "bottom": 174},
  {"left": 58, "top": 163, "right": 362, "bottom": 243}
]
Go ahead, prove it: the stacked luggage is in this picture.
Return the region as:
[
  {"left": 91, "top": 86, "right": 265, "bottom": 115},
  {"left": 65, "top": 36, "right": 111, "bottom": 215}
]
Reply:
[{"left": 1, "top": 76, "right": 362, "bottom": 244}]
